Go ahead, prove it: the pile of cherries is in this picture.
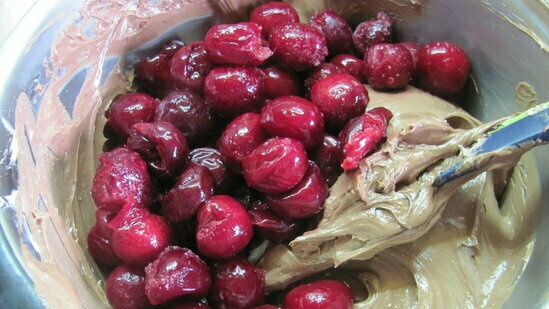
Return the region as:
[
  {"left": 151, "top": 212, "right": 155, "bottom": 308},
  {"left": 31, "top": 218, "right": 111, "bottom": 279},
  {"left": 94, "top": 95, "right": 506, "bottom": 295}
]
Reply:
[{"left": 87, "top": 2, "right": 470, "bottom": 309}]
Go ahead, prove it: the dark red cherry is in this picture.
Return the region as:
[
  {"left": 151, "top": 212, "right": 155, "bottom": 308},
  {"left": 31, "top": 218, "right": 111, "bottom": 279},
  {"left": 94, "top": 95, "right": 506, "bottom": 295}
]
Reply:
[
  {"left": 284, "top": 280, "right": 353, "bottom": 309},
  {"left": 352, "top": 11, "right": 393, "bottom": 56},
  {"left": 145, "top": 246, "right": 212, "bottom": 305},
  {"left": 310, "top": 73, "right": 369, "bottom": 128},
  {"left": 217, "top": 113, "right": 268, "bottom": 172},
  {"left": 107, "top": 92, "right": 158, "bottom": 139},
  {"left": 208, "top": 257, "right": 266, "bottom": 309},
  {"left": 242, "top": 137, "right": 308, "bottom": 194},
  {"left": 266, "top": 162, "right": 328, "bottom": 219},
  {"left": 91, "top": 147, "right": 152, "bottom": 212},
  {"left": 416, "top": 41, "right": 470, "bottom": 96},
  {"left": 269, "top": 23, "right": 328, "bottom": 71},
  {"left": 205, "top": 22, "right": 273, "bottom": 66},
  {"left": 189, "top": 147, "right": 234, "bottom": 193},
  {"left": 105, "top": 264, "right": 152, "bottom": 309},
  {"left": 249, "top": 2, "right": 300, "bottom": 38},
  {"left": 365, "top": 43, "right": 413, "bottom": 90},
  {"left": 204, "top": 66, "right": 266, "bottom": 117},
  {"left": 248, "top": 208, "right": 304, "bottom": 243},
  {"left": 260, "top": 96, "right": 325, "bottom": 150},
  {"left": 170, "top": 41, "right": 214, "bottom": 94},
  {"left": 162, "top": 163, "right": 215, "bottom": 223},
  {"left": 262, "top": 66, "right": 304, "bottom": 98},
  {"left": 154, "top": 90, "right": 215, "bottom": 146},
  {"left": 309, "top": 9, "right": 353, "bottom": 55},
  {"left": 330, "top": 54, "right": 366, "bottom": 83},
  {"left": 196, "top": 195, "right": 254, "bottom": 259},
  {"left": 127, "top": 121, "right": 189, "bottom": 180}
]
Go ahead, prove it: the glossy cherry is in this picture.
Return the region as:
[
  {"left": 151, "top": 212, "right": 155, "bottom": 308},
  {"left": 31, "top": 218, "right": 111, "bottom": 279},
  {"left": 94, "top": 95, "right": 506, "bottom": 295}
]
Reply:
[
  {"left": 205, "top": 22, "right": 273, "bottom": 66},
  {"left": 217, "top": 113, "right": 268, "bottom": 172},
  {"left": 311, "top": 134, "right": 342, "bottom": 187},
  {"left": 304, "top": 62, "right": 347, "bottom": 89},
  {"left": 310, "top": 9, "right": 353, "bottom": 55},
  {"left": 108, "top": 201, "right": 173, "bottom": 267},
  {"left": 105, "top": 264, "right": 152, "bottom": 309},
  {"left": 352, "top": 11, "right": 393, "bottom": 56},
  {"left": 154, "top": 90, "right": 215, "bottom": 146},
  {"left": 208, "top": 257, "right": 266, "bottom": 309},
  {"left": 145, "top": 246, "right": 212, "bottom": 305},
  {"left": 189, "top": 147, "right": 234, "bottom": 193},
  {"left": 284, "top": 280, "right": 353, "bottom": 309},
  {"left": 266, "top": 162, "right": 328, "bottom": 219},
  {"left": 310, "top": 73, "right": 369, "bottom": 127},
  {"left": 416, "top": 41, "right": 470, "bottom": 96},
  {"left": 248, "top": 208, "right": 304, "bottom": 243},
  {"left": 262, "top": 65, "right": 304, "bottom": 98},
  {"left": 170, "top": 41, "right": 214, "bottom": 94},
  {"left": 87, "top": 209, "right": 121, "bottom": 267},
  {"left": 91, "top": 147, "right": 152, "bottom": 212},
  {"left": 249, "top": 2, "right": 300, "bottom": 38},
  {"left": 134, "top": 40, "right": 185, "bottom": 95},
  {"left": 330, "top": 54, "right": 366, "bottom": 83},
  {"left": 365, "top": 43, "right": 414, "bottom": 90},
  {"left": 242, "top": 137, "right": 308, "bottom": 194},
  {"left": 127, "top": 121, "right": 189, "bottom": 180},
  {"left": 162, "top": 163, "right": 215, "bottom": 223},
  {"left": 107, "top": 92, "right": 158, "bottom": 139},
  {"left": 204, "top": 66, "right": 266, "bottom": 117},
  {"left": 269, "top": 23, "right": 328, "bottom": 71},
  {"left": 339, "top": 107, "right": 393, "bottom": 170},
  {"left": 260, "top": 96, "right": 325, "bottom": 150},
  {"left": 196, "top": 195, "right": 254, "bottom": 259}
]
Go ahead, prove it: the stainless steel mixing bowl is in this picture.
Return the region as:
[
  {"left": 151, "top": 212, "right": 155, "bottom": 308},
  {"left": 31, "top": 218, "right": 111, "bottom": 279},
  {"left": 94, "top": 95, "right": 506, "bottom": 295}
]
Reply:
[{"left": 0, "top": 0, "right": 547, "bottom": 308}]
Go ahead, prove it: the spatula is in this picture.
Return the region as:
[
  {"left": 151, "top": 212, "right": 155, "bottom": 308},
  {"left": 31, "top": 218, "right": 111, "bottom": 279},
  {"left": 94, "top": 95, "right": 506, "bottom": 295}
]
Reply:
[{"left": 435, "top": 101, "right": 549, "bottom": 186}]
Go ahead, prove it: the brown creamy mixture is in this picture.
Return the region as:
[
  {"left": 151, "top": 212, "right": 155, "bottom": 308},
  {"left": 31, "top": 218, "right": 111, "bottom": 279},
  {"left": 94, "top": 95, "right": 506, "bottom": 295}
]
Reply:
[{"left": 9, "top": 0, "right": 542, "bottom": 308}]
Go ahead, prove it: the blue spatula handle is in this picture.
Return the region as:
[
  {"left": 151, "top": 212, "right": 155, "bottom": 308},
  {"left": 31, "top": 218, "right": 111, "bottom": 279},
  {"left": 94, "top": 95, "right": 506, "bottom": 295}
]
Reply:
[{"left": 435, "top": 101, "right": 549, "bottom": 186}]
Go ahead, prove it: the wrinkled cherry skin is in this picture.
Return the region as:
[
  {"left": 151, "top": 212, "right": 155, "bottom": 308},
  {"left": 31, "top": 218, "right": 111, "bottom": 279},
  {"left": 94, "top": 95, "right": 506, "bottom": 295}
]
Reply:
[
  {"left": 269, "top": 23, "right": 329, "bottom": 71},
  {"left": 108, "top": 202, "right": 173, "bottom": 267},
  {"left": 162, "top": 163, "right": 215, "bottom": 223},
  {"left": 189, "top": 147, "right": 234, "bottom": 193},
  {"left": 304, "top": 63, "right": 347, "bottom": 89},
  {"left": 127, "top": 121, "right": 189, "bottom": 180},
  {"left": 310, "top": 9, "right": 353, "bottom": 55},
  {"left": 134, "top": 40, "right": 185, "bottom": 95},
  {"left": 416, "top": 41, "right": 470, "bottom": 96},
  {"left": 91, "top": 147, "right": 152, "bottom": 212},
  {"left": 352, "top": 12, "right": 393, "bottom": 56},
  {"left": 208, "top": 257, "right": 266, "bottom": 309},
  {"left": 204, "top": 66, "right": 266, "bottom": 117},
  {"left": 339, "top": 107, "right": 393, "bottom": 171},
  {"left": 262, "top": 66, "right": 304, "bottom": 98},
  {"left": 310, "top": 73, "right": 369, "bottom": 128},
  {"left": 260, "top": 96, "right": 325, "bottom": 150},
  {"left": 107, "top": 92, "right": 158, "bottom": 139},
  {"left": 242, "top": 137, "right": 309, "bottom": 194},
  {"left": 331, "top": 54, "right": 366, "bottom": 83},
  {"left": 170, "top": 41, "right": 214, "bottom": 94},
  {"left": 218, "top": 113, "right": 268, "bottom": 172},
  {"left": 105, "top": 264, "right": 152, "bottom": 309},
  {"left": 249, "top": 2, "right": 300, "bottom": 38},
  {"left": 365, "top": 43, "right": 414, "bottom": 90},
  {"left": 196, "top": 195, "right": 254, "bottom": 259},
  {"left": 284, "top": 280, "right": 353, "bottom": 309},
  {"left": 145, "top": 246, "right": 212, "bottom": 305},
  {"left": 311, "top": 134, "right": 342, "bottom": 187},
  {"left": 87, "top": 209, "right": 121, "bottom": 266},
  {"left": 205, "top": 22, "right": 273, "bottom": 66},
  {"left": 248, "top": 208, "right": 304, "bottom": 243},
  {"left": 154, "top": 90, "right": 215, "bottom": 146},
  {"left": 266, "top": 162, "right": 328, "bottom": 219},
  {"left": 398, "top": 41, "right": 420, "bottom": 70}
]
